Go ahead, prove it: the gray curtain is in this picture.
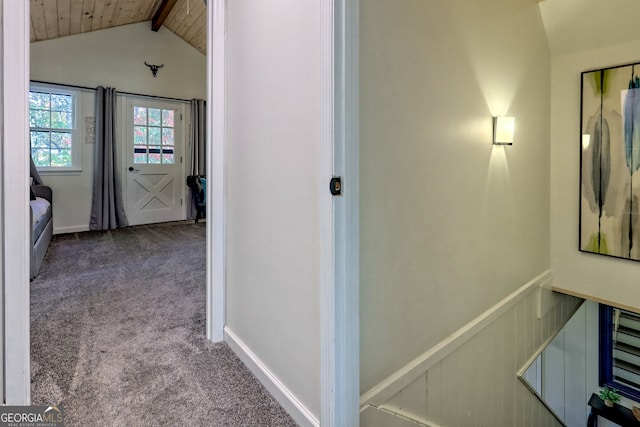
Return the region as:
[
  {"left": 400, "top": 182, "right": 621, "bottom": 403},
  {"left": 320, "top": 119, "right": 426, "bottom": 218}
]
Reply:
[
  {"left": 90, "top": 86, "right": 128, "bottom": 230},
  {"left": 188, "top": 99, "right": 206, "bottom": 219}
]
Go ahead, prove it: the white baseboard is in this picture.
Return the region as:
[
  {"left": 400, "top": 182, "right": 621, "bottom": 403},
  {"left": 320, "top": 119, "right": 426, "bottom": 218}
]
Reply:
[
  {"left": 224, "top": 327, "right": 319, "bottom": 427},
  {"left": 53, "top": 225, "right": 90, "bottom": 235}
]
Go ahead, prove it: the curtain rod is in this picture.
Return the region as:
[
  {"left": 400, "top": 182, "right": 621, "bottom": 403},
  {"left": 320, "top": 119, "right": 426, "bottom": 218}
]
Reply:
[{"left": 30, "top": 80, "right": 194, "bottom": 103}]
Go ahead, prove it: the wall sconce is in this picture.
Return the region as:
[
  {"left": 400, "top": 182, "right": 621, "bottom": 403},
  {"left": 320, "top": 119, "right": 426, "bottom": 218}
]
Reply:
[{"left": 493, "top": 116, "right": 515, "bottom": 145}]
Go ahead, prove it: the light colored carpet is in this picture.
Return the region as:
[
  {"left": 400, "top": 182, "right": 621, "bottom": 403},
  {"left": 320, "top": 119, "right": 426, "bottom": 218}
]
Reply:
[{"left": 30, "top": 222, "right": 298, "bottom": 427}]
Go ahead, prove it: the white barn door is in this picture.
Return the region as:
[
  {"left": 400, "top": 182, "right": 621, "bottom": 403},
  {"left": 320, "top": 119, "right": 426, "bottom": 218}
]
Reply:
[{"left": 122, "top": 97, "right": 186, "bottom": 226}]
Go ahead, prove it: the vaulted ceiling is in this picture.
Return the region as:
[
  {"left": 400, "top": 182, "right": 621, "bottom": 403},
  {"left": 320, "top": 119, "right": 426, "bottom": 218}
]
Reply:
[
  {"left": 30, "top": 0, "right": 207, "bottom": 55},
  {"left": 31, "top": 0, "right": 640, "bottom": 59}
]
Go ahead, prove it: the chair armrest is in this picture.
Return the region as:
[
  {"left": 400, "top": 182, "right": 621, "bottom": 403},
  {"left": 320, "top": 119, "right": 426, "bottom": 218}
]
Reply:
[{"left": 31, "top": 185, "right": 52, "bottom": 204}]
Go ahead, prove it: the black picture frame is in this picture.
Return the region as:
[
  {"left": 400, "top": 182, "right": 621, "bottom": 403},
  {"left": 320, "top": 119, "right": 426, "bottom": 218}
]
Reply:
[{"left": 580, "top": 61, "right": 640, "bottom": 262}]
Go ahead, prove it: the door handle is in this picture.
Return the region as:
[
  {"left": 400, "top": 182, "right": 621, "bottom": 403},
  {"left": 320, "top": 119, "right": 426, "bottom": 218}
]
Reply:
[{"left": 128, "top": 166, "right": 139, "bottom": 172}]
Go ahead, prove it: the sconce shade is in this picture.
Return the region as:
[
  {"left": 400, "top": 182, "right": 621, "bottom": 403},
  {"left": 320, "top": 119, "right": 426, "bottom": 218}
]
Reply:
[{"left": 493, "top": 116, "right": 515, "bottom": 145}]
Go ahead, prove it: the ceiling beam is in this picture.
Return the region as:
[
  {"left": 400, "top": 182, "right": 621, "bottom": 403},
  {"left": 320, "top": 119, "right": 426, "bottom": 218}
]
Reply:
[{"left": 151, "top": 0, "right": 178, "bottom": 32}]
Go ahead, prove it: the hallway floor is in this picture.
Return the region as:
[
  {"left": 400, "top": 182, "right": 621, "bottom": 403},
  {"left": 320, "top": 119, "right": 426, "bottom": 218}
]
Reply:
[{"left": 30, "top": 222, "right": 298, "bottom": 426}]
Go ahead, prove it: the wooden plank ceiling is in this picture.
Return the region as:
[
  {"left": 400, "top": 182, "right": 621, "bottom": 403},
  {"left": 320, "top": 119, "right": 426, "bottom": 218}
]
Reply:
[{"left": 30, "top": 0, "right": 207, "bottom": 55}]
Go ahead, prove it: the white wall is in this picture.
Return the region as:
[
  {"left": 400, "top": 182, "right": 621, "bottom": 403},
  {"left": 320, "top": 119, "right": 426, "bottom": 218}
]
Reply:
[
  {"left": 360, "top": 0, "right": 552, "bottom": 402},
  {"left": 30, "top": 22, "right": 205, "bottom": 100},
  {"left": 550, "top": 39, "right": 640, "bottom": 311},
  {"left": 30, "top": 22, "right": 206, "bottom": 233},
  {"left": 225, "top": 0, "right": 322, "bottom": 424}
]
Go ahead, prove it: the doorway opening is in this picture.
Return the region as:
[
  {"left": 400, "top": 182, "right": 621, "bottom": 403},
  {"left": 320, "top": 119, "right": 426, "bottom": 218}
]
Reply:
[{"left": 24, "top": 0, "right": 213, "bottom": 405}]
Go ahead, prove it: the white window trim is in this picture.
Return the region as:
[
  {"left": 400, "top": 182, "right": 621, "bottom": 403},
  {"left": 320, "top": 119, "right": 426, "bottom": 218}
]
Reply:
[{"left": 29, "top": 82, "right": 82, "bottom": 173}]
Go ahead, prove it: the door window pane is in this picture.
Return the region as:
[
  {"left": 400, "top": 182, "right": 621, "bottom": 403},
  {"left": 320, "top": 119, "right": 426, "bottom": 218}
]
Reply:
[
  {"left": 134, "top": 107, "right": 147, "bottom": 125},
  {"left": 148, "top": 108, "right": 161, "bottom": 126},
  {"left": 148, "top": 127, "right": 161, "bottom": 145},
  {"left": 134, "top": 126, "right": 147, "bottom": 145},
  {"left": 132, "top": 105, "right": 177, "bottom": 164},
  {"left": 162, "top": 128, "right": 174, "bottom": 145},
  {"left": 162, "top": 110, "right": 174, "bottom": 127},
  {"left": 149, "top": 152, "right": 161, "bottom": 164},
  {"left": 134, "top": 153, "right": 148, "bottom": 164}
]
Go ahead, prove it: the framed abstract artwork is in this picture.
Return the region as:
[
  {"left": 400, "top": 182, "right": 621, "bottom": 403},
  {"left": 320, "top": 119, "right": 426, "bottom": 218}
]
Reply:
[{"left": 580, "top": 61, "right": 640, "bottom": 261}]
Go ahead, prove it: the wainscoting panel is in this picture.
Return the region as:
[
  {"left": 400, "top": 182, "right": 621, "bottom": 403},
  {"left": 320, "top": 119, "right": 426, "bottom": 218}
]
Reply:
[
  {"left": 384, "top": 372, "right": 428, "bottom": 422},
  {"left": 360, "top": 406, "right": 427, "bottom": 427},
  {"left": 454, "top": 339, "right": 477, "bottom": 426},
  {"left": 361, "top": 272, "right": 583, "bottom": 426},
  {"left": 425, "top": 365, "right": 441, "bottom": 424}
]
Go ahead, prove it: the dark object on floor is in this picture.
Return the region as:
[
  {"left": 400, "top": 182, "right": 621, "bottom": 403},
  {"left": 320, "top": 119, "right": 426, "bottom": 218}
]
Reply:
[
  {"left": 186, "top": 175, "right": 206, "bottom": 223},
  {"left": 588, "top": 392, "right": 639, "bottom": 426}
]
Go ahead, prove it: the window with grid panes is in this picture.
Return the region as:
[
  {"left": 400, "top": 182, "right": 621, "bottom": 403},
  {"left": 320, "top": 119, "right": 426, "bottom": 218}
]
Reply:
[
  {"left": 133, "top": 106, "right": 175, "bottom": 164},
  {"left": 600, "top": 304, "right": 640, "bottom": 402},
  {"left": 29, "top": 83, "right": 81, "bottom": 171}
]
